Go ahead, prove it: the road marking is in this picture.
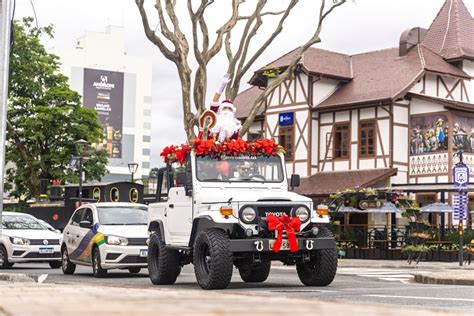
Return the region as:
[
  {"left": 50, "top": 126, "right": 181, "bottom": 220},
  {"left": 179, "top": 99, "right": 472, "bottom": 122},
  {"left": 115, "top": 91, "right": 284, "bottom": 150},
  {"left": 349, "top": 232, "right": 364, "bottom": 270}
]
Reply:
[
  {"left": 37, "top": 274, "right": 48, "bottom": 283},
  {"left": 365, "top": 295, "right": 474, "bottom": 302}
]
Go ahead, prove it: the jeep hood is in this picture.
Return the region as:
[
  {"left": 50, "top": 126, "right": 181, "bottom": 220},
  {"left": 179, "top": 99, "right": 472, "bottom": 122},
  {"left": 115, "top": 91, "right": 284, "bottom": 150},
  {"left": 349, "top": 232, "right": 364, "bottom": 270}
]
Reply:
[{"left": 196, "top": 188, "right": 311, "bottom": 204}]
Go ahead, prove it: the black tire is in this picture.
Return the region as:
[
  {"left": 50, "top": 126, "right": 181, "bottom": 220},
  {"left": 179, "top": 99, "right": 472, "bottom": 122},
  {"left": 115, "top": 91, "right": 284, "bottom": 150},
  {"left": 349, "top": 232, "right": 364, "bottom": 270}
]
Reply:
[
  {"left": 296, "top": 227, "right": 337, "bottom": 286},
  {"left": 49, "top": 261, "right": 62, "bottom": 269},
  {"left": 128, "top": 267, "right": 141, "bottom": 274},
  {"left": 238, "top": 261, "right": 271, "bottom": 283},
  {"left": 61, "top": 246, "right": 76, "bottom": 275},
  {"left": 92, "top": 247, "right": 108, "bottom": 278},
  {"left": 0, "top": 245, "right": 11, "bottom": 269},
  {"left": 193, "top": 228, "right": 233, "bottom": 290},
  {"left": 148, "top": 231, "right": 181, "bottom": 285}
]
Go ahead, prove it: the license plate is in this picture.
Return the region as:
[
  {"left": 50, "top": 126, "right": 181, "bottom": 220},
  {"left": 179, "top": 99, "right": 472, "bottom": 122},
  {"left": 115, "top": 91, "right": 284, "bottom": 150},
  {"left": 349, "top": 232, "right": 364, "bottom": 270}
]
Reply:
[
  {"left": 139, "top": 249, "right": 148, "bottom": 257},
  {"left": 269, "top": 239, "right": 290, "bottom": 251},
  {"left": 39, "top": 247, "right": 54, "bottom": 254}
]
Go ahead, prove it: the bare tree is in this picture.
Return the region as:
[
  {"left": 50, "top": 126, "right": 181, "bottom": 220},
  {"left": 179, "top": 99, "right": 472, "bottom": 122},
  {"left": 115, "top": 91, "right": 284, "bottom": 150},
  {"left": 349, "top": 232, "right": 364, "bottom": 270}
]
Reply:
[{"left": 136, "top": 0, "right": 346, "bottom": 141}]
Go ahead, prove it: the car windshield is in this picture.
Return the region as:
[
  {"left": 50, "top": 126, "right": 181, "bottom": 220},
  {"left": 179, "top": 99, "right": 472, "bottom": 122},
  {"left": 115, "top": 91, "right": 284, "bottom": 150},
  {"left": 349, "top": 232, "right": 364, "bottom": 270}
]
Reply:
[
  {"left": 196, "top": 155, "right": 284, "bottom": 183},
  {"left": 97, "top": 207, "right": 148, "bottom": 225},
  {"left": 2, "top": 215, "right": 46, "bottom": 230}
]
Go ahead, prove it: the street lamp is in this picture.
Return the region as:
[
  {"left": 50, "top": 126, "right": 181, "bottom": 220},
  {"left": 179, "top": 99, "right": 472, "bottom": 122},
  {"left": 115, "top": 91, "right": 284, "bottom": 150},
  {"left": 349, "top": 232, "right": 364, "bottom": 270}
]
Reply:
[
  {"left": 75, "top": 139, "right": 88, "bottom": 206},
  {"left": 128, "top": 162, "right": 139, "bottom": 182}
]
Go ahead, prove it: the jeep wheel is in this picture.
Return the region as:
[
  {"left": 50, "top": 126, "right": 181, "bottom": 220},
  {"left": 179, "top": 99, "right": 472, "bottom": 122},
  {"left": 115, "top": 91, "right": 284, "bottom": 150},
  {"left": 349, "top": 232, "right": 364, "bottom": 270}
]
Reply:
[
  {"left": 193, "top": 228, "right": 233, "bottom": 290},
  {"left": 0, "top": 245, "right": 12, "bottom": 269},
  {"left": 296, "top": 227, "right": 337, "bottom": 286},
  {"left": 61, "top": 246, "right": 76, "bottom": 275},
  {"left": 148, "top": 231, "right": 181, "bottom": 285},
  {"left": 49, "top": 261, "right": 62, "bottom": 269},
  {"left": 92, "top": 247, "right": 108, "bottom": 278},
  {"left": 238, "top": 261, "right": 271, "bottom": 283}
]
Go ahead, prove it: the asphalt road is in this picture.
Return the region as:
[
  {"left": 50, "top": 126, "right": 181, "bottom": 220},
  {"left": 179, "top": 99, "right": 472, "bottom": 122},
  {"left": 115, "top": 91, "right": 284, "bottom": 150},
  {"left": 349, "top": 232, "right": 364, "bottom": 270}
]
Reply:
[{"left": 2, "top": 263, "right": 474, "bottom": 312}]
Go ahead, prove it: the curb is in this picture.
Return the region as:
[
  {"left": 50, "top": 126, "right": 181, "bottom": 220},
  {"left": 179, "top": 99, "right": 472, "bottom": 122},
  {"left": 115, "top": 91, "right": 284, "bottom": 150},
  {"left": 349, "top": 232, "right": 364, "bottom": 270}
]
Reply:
[
  {"left": 0, "top": 273, "right": 47, "bottom": 283},
  {"left": 413, "top": 273, "right": 474, "bottom": 286}
]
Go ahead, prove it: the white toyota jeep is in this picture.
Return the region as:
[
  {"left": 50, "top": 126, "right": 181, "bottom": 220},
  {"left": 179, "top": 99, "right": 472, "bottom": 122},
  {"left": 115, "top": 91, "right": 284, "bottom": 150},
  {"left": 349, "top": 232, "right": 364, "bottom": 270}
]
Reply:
[{"left": 148, "top": 148, "right": 337, "bottom": 290}]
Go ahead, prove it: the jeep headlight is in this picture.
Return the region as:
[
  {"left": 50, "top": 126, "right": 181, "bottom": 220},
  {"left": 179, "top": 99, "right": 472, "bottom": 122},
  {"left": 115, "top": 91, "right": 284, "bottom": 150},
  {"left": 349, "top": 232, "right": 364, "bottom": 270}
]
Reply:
[
  {"left": 10, "top": 237, "right": 30, "bottom": 245},
  {"left": 105, "top": 235, "right": 128, "bottom": 246},
  {"left": 294, "top": 206, "right": 310, "bottom": 222},
  {"left": 240, "top": 206, "right": 257, "bottom": 224}
]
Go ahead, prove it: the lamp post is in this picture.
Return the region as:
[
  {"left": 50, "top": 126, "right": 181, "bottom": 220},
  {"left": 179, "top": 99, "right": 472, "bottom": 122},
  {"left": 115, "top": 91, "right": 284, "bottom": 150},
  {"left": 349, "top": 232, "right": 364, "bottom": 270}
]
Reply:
[
  {"left": 453, "top": 131, "right": 468, "bottom": 266},
  {"left": 75, "top": 139, "right": 88, "bottom": 206},
  {"left": 128, "top": 162, "right": 139, "bottom": 182}
]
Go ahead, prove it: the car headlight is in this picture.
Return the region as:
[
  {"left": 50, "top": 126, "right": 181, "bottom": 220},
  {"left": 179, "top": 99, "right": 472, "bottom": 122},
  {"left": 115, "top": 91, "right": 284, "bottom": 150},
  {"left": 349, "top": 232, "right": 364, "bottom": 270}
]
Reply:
[
  {"left": 294, "top": 206, "right": 310, "bottom": 222},
  {"left": 105, "top": 235, "right": 128, "bottom": 246},
  {"left": 10, "top": 237, "right": 30, "bottom": 245},
  {"left": 240, "top": 206, "right": 257, "bottom": 224}
]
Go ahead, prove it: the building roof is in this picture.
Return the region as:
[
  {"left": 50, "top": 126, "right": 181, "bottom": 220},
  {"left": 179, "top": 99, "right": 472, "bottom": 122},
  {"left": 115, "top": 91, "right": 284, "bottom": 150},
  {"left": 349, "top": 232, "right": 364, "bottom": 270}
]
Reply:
[
  {"left": 249, "top": 47, "right": 352, "bottom": 87},
  {"left": 317, "top": 45, "right": 469, "bottom": 109},
  {"left": 422, "top": 0, "right": 474, "bottom": 61},
  {"left": 294, "top": 168, "right": 397, "bottom": 196},
  {"left": 234, "top": 86, "right": 265, "bottom": 120}
]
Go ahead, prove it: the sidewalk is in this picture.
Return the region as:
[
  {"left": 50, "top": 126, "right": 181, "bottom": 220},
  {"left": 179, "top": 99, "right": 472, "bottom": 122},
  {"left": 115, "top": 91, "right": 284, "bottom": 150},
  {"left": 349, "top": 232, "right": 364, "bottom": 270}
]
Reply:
[
  {"left": 0, "top": 281, "right": 471, "bottom": 316},
  {"left": 337, "top": 259, "right": 474, "bottom": 270}
]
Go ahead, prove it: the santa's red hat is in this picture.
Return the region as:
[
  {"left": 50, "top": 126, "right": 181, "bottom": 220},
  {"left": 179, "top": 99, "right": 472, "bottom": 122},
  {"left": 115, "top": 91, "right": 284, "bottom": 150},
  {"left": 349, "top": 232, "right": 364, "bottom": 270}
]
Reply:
[{"left": 220, "top": 100, "right": 235, "bottom": 112}]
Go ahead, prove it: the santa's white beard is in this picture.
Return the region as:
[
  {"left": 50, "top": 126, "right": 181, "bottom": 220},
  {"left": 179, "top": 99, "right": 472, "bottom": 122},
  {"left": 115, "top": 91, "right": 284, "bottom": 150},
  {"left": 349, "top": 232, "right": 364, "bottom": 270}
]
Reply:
[{"left": 211, "top": 111, "right": 242, "bottom": 142}]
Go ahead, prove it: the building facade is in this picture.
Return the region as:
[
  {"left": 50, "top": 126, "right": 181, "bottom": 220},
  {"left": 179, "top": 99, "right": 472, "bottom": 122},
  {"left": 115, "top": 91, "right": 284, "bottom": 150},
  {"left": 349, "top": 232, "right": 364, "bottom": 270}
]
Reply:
[
  {"left": 53, "top": 26, "right": 152, "bottom": 182},
  {"left": 235, "top": 0, "right": 474, "bottom": 226}
]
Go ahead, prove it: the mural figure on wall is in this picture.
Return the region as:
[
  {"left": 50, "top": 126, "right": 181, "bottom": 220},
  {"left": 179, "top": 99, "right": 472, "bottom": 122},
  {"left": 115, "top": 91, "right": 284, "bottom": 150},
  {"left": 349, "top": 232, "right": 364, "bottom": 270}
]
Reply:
[{"left": 410, "top": 115, "right": 448, "bottom": 155}]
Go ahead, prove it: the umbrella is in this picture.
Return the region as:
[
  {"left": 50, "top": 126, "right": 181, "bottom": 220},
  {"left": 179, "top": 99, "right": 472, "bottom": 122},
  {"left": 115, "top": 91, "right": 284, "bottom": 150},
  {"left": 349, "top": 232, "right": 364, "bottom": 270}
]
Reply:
[
  {"left": 420, "top": 202, "right": 453, "bottom": 213},
  {"left": 333, "top": 206, "right": 364, "bottom": 213},
  {"left": 365, "top": 202, "right": 401, "bottom": 213}
]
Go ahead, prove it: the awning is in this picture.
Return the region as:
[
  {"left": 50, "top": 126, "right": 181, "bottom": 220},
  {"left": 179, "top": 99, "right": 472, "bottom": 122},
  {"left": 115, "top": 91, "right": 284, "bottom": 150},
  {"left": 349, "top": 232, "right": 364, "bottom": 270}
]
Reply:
[{"left": 295, "top": 168, "right": 397, "bottom": 197}]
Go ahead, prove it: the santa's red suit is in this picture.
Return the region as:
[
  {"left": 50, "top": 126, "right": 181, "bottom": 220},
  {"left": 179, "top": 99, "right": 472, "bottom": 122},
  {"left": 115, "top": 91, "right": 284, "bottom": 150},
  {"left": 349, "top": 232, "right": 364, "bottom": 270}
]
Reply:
[{"left": 203, "top": 100, "right": 241, "bottom": 142}]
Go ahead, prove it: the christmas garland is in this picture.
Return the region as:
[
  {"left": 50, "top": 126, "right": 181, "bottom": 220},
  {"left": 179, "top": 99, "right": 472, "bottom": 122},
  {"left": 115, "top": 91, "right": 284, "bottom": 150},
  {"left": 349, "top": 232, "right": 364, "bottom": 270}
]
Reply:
[{"left": 160, "top": 138, "right": 285, "bottom": 165}]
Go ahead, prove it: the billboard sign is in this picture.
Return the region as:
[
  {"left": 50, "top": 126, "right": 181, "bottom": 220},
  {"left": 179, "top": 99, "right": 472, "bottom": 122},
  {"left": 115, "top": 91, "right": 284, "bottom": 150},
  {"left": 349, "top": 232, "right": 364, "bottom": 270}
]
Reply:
[
  {"left": 453, "top": 162, "right": 469, "bottom": 189},
  {"left": 83, "top": 68, "right": 124, "bottom": 158}
]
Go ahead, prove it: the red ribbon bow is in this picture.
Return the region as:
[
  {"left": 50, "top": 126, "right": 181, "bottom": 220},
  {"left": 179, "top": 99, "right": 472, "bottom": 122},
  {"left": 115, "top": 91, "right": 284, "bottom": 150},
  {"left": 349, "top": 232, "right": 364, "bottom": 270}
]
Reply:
[{"left": 267, "top": 214, "right": 301, "bottom": 253}]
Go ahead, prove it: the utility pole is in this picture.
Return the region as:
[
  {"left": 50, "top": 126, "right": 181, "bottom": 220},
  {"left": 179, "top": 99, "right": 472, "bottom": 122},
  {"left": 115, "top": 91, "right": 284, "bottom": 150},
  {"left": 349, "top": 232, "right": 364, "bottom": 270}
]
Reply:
[{"left": 0, "top": 0, "right": 12, "bottom": 233}]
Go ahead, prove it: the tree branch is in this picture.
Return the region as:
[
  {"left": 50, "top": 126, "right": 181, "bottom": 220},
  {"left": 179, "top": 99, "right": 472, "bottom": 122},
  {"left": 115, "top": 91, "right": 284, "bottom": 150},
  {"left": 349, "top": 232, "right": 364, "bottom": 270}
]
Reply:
[
  {"left": 135, "top": 0, "right": 176, "bottom": 60},
  {"left": 239, "top": 0, "right": 346, "bottom": 136},
  {"left": 237, "top": 9, "right": 286, "bottom": 20}
]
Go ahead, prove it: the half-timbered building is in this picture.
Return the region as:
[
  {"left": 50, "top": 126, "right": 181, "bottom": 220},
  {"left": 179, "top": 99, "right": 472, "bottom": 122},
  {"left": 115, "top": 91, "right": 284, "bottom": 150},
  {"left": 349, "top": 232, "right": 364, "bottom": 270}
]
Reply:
[{"left": 235, "top": 0, "right": 474, "bottom": 227}]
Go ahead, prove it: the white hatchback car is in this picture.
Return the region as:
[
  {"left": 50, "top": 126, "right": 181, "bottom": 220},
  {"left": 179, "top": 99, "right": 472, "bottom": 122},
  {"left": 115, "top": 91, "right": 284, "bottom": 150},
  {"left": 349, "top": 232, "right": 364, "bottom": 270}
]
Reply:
[
  {"left": 0, "top": 212, "right": 62, "bottom": 269},
  {"left": 61, "top": 203, "right": 149, "bottom": 278}
]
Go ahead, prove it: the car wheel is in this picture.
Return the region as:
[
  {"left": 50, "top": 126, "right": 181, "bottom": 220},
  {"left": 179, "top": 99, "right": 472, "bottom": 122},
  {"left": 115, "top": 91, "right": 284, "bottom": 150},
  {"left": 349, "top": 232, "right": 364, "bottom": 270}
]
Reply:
[
  {"left": 296, "top": 227, "right": 337, "bottom": 286},
  {"left": 92, "top": 247, "right": 108, "bottom": 278},
  {"left": 148, "top": 230, "right": 181, "bottom": 285},
  {"left": 128, "top": 267, "right": 141, "bottom": 274},
  {"left": 49, "top": 261, "right": 62, "bottom": 269},
  {"left": 61, "top": 246, "right": 76, "bottom": 275},
  {"left": 0, "top": 245, "right": 11, "bottom": 269},
  {"left": 238, "top": 261, "right": 271, "bottom": 283},
  {"left": 193, "top": 228, "right": 233, "bottom": 290}
]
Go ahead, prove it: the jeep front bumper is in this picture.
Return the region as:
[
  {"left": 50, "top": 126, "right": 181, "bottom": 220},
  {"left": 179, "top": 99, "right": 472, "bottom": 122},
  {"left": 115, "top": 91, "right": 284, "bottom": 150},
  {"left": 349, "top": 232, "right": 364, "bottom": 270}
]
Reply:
[{"left": 228, "top": 237, "right": 335, "bottom": 253}]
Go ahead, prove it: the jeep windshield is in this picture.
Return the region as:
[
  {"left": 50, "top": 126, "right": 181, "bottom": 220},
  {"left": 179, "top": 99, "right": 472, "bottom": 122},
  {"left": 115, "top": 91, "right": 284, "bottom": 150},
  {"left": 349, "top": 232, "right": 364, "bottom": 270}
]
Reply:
[{"left": 196, "top": 155, "right": 284, "bottom": 183}]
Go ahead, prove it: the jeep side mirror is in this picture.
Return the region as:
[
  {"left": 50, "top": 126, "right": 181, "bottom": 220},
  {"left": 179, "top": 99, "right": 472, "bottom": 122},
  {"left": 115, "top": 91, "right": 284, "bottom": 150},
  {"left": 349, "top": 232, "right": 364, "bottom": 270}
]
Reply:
[
  {"left": 290, "top": 174, "right": 300, "bottom": 190},
  {"left": 79, "top": 220, "right": 92, "bottom": 229}
]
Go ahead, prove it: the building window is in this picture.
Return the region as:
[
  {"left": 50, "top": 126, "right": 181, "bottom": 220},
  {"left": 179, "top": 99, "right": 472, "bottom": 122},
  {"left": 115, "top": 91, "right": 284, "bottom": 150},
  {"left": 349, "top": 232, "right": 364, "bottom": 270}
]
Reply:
[
  {"left": 333, "top": 124, "right": 349, "bottom": 159},
  {"left": 279, "top": 126, "right": 294, "bottom": 161},
  {"left": 359, "top": 121, "right": 375, "bottom": 158}
]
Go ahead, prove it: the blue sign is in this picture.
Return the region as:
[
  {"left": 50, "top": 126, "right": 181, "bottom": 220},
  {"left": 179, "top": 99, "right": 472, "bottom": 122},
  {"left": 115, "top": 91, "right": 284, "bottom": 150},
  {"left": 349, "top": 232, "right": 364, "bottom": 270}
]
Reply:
[
  {"left": 279, "top": 112, "right": 294, "bottom": 126},
  {"left": 453, "top": 162, "right": 469, "bottom": 189},
  {"left": 453, "top": 192, "right": 467, "bottom": 221}
]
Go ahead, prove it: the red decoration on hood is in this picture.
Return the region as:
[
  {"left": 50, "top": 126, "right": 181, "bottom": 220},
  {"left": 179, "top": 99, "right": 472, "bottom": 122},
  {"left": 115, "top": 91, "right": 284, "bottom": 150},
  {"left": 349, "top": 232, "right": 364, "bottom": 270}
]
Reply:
[
  {"left": 160, "top": 137, "right": 285, "bottom": 165},
  {"left": 266, "top": 214, "right": 301, "bottom": 253}
]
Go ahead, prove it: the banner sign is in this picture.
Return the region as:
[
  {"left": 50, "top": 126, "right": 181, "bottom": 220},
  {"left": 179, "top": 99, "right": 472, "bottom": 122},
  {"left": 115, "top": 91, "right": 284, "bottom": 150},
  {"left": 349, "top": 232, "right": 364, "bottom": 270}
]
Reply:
[
  {"left": 453, "top": 192, "right": 467, "bottom": 221},
  {"left": 83, "top": 68, "right": 124, "bottom": 158},
  {"left": 453, "top": 162, "right": 469, "bottom": 189},
  {"left": 278, "top": 112, "right": 294, "bottom": 126}
]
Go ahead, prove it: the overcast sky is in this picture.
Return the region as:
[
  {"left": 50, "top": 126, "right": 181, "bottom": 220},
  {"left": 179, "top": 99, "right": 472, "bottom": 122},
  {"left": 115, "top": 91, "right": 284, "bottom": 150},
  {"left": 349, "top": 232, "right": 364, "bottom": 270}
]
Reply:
[{"left": 15, "top": 0, "right": 474, "bottom": 170}]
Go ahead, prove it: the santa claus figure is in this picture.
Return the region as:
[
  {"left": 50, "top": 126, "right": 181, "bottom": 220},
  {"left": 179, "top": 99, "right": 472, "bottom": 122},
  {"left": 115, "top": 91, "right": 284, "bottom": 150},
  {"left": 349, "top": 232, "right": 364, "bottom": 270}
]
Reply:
[{"left": 210, "top": 100, "right": 242, "bottom": 142}]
